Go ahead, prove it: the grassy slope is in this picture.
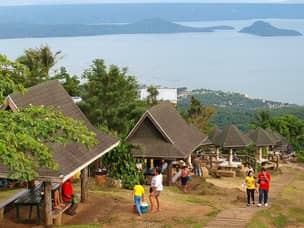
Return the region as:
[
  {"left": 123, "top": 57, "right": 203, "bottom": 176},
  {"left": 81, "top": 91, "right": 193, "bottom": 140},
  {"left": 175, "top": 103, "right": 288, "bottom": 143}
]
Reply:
[{"left": 247, "top": 167, "right": 304, "bottom": 228}]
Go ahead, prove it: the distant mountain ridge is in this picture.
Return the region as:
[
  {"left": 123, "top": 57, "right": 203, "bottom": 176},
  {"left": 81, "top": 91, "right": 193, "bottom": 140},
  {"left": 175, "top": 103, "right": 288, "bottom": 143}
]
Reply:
[
  {"left": 177, "top": 87, "right": 295, "bottom": 110},
  {"left": 239, "top": 21, "right": 302, "bottom": 37},
  {"left": 0, "top": 18, "right": 234, "bottom": 39},
  {"left": 1, "top": 4, "right": 304, "bottom": 24}
]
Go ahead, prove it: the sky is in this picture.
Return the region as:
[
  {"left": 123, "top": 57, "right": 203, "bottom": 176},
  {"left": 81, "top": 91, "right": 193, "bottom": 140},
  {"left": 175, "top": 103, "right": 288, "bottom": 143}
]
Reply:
[{"left": 1, "top": 0, "right": 304, "bottom": 6}]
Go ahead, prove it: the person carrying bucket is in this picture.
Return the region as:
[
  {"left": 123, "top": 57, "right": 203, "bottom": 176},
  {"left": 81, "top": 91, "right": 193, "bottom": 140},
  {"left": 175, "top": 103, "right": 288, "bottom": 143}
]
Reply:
[{"left": 133, "top": 179, "right": 145, "bottom": 216}]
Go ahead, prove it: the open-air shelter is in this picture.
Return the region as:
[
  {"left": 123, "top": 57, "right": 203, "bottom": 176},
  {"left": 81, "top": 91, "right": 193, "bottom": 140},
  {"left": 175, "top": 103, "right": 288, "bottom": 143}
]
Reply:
[
  {"left": 247, "top": 127, "right": 277, "bottom": 162},
  {"left": 213, "top": 125, "right": 253, "bottom": 166},
  {"left": 266, "top": 128, "right": 288, "bottom": 150},
  {"left": 0, "top": 80, "right": 120, "bottom": 226},
  {"left": 208, "top": 128, "right": 223, "bottom": 160},
  {"left": 126, "top": 102, "right": 208, "bottom": 185}
]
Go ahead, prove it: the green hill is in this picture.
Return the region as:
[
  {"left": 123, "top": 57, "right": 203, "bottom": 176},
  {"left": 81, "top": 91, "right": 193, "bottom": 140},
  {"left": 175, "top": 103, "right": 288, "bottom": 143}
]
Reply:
[
  {"left": 239, "top": 20, "right": 302, "bottom": 37},
  {"left": 177, "top": 88, "right": 304, "bottom": 130}
]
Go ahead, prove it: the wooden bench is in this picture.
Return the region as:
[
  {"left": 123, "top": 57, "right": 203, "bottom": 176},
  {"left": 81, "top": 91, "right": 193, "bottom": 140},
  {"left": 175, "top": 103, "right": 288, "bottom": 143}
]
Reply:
[
  {"left": 52, "top": 202, "right": 72, "bottom": 226},
  {"left": 218, "top": 170, "right": 236, "bottom": 177},
  {"left": 0, "top": 189, "right": 28, "bottom": 221},
  {"left": 14, "top": 184, "right": 43, "bottom": 224},
  {"left": 209, "top": 168, "right": 221, "bottom": 178}
]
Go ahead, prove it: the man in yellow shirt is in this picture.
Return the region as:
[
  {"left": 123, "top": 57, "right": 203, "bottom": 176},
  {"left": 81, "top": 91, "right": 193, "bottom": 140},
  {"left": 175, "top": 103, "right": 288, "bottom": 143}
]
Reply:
[
  {"left": 133, "top": 179, "right": 145, "bottom": 216},
  {"left": 245, "top": 170, "right": 257, "bottom": 206}
]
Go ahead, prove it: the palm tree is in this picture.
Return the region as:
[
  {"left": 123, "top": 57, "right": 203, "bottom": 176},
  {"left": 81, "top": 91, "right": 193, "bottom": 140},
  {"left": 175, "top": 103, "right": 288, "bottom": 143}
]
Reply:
[
  {"left": 252, "top": 111, "right": 272, "bottom": 129},
  {"left": 16, "top": 44, "right": 61, "bottom": 87},
  {"left": 146, "top": 86, "right": 159, "bottom": 105}
]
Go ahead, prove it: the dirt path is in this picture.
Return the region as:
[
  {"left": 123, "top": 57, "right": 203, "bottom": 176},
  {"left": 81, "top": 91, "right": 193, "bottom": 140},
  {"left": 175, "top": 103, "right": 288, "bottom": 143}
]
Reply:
[{"left": 205, "top": 168, "right": 295, "bottom": 228}]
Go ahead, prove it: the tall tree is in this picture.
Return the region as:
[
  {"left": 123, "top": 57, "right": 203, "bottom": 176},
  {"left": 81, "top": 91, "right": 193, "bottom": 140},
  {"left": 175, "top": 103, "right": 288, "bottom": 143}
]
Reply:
[
  {"left": 252, "top": 111, "right": 272, "bottom": 129},
  {"left": 53, "top": 67, "right": 80, "bottom": 97},
  {"left": 187, "top": 96, "right": 215, "bottom": 133},
  {"left": 0, "top": 55, "right": 27, "bottom": 101},
  {"left": 79, "top": 59, "right": 146, "bottom": 136},
  {"left": 146, "top": 86, "right": 159, "bottom": 105},
  {"left": 16, "top": 45, "right": 61, "bottom": 87}
]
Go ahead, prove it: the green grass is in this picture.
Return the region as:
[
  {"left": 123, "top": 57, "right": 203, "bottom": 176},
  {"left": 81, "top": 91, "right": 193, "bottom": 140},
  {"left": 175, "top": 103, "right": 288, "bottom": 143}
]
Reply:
[
  {"left": 255, "top": 209, "right": 272, "bottom": 218},
  {"left": 206, "top": 209, "right": 221, "bottom": 217},
  {"left": 272, "top": 214, "right": 289, "bottom": 228},
  {"left": 246, "top": 220, "right": 269, "bottom": 228},
  {"left": 288, "top": 207, "right": 304, "bottom": 223},
  {"left": 184, "top": 196, "right": 207, "bottom": 205}
]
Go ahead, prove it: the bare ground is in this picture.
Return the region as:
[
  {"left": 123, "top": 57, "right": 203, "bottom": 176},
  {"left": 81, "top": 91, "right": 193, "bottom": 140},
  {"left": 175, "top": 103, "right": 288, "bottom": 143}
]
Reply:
[{"left": 0, "top": 164, "right": 302, "bottom": 228}]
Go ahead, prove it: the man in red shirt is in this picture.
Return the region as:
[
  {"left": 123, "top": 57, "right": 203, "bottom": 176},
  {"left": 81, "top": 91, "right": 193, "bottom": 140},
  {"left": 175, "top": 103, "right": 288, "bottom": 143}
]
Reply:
[
  {"left": 258, "top": 167, "right": 271, "bottom": 207},
  {"left": 62, "top": 177, "right": 73, "bottom": 202},
  {"left": 62, "top": 177, "right": 78, "bottom": 215}
]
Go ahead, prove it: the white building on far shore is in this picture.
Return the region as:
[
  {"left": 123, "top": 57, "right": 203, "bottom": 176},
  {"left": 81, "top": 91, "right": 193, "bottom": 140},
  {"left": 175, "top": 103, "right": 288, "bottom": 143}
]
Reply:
[{"left": 140, "top": 88, "right": 177, "bottom": 104}]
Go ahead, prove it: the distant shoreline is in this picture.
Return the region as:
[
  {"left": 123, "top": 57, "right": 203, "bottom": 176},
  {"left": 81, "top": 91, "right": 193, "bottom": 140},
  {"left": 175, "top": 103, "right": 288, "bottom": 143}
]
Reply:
[{"left": 0, "top": 18, "right": 234, "bottom": 39}]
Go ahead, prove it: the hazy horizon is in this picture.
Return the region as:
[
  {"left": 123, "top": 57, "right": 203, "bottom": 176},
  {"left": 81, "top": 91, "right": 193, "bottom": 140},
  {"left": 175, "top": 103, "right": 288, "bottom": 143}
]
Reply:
[{"left": 1, "top": 0, "right": 304, "bottom": 6}]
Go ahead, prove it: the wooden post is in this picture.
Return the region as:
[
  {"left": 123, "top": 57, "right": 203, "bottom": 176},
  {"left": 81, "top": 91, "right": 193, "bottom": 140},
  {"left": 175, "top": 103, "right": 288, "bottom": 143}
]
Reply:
[
  {"left": 44, "top": 181, "right": 52, "bottom": 227},
  {"left": 81, "top": 166, "right": 89, "bottom": 203},
  {"left": 259, "top": 147, "right": 263, "bottom": 162},
  {"left": 216, "top": 148, "right": 220, "bottom": 160},
  {"left": 229, "top": 149, "right": 233, "bottom": 165},
  {"left": 276, "top": 155, "right": 279, "bottom": 171},
  {"left": 0, "top": 208, "right": 4, "bottom": 221},
  {"left": 166, "top": 161, "right": 172, "bottom": 186},
  {"left": 209, "top": 155, "right": 213, "bottom": 169}
]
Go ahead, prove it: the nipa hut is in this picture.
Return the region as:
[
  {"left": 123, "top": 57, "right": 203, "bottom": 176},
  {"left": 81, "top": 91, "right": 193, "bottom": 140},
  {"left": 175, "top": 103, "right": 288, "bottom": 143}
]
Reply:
[
  {"left": 126, "top": 102, "right": 208, "bottom": 185},
  {"left": 0, "top": 80, "right": 120, "bottom": 226}
]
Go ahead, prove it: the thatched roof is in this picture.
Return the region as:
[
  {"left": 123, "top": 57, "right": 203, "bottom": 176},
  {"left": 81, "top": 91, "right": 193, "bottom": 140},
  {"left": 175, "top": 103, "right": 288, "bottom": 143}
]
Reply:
[
  {"left": 247, "top": 127, "right": 277, "bottom": 147},
  {"left": 1, "top": 80, "right": 119, "bottom": 182},
  {"left": 126, "top": 102, "right": 208, "bottom": 160},
  {"left": 208, "top": 128, "right": 222, "bottom": 145},
  {"left": 265, "top": 128, "right": 288, "bottom": 146},
  {"left": 214, "top": 124, "right": 252, "bottom": 148}
]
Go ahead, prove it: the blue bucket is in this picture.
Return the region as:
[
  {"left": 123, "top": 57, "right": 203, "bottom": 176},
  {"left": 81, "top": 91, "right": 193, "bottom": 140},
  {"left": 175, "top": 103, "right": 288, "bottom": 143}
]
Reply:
[{"left": 140, "top": 202, "right": 149, "bottom": 213}]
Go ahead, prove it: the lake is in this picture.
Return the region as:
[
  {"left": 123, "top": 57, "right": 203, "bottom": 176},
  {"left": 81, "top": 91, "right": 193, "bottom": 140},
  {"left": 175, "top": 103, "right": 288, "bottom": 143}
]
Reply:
[{"left": 1, "top": 19, "right": 304, "bottom": 104}]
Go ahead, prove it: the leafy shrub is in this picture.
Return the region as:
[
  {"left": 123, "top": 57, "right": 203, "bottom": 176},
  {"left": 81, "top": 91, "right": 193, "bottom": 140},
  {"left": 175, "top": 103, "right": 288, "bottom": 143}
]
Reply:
[{"left": 102, "top": 142, "right": 144, "bottom": 189}]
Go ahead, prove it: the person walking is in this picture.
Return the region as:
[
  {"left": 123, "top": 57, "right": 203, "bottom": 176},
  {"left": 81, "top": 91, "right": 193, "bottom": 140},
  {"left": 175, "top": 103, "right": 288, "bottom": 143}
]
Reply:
[
  {"left": 149, "top": 167, "right": 163, "bottom": 212},
  {"left": 258, "top": 167, "right": 271, "bottom": 207},
  {"left": 181, "top": 163, "right": 190, "bottom": 193},
  {"left": 133, "top": 179, "right": 145, "bottom": 216},
  {"left": 193, "top": 156, "right": 202, "bottom": 176},
  {"left": 245, "top": 170, "right": 257, "bottom": 206}
]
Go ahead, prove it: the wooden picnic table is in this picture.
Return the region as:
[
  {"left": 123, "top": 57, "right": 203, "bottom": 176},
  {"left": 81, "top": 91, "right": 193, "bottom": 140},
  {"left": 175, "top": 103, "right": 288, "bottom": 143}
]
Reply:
[{"left": 14, "top": 184, "right": 42, "bottom": 224}]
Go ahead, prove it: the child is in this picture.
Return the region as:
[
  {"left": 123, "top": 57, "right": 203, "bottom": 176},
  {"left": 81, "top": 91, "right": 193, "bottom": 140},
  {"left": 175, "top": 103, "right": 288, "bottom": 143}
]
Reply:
[
  {"left": 245, "top": 170, "right": 257, "bottom": 206},
  {"left": 133, "top": 179, "right": 145, "bottom": 216}
]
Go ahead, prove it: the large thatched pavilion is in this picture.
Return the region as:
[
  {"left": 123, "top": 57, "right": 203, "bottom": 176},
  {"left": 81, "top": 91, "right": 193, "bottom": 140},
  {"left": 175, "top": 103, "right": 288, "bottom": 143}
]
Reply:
[
  {"left": 0, "top": 80, "right": 120, "bottom": 226},
  {"left": 126, "top": 102, "right": 208, "bottom": 185}
]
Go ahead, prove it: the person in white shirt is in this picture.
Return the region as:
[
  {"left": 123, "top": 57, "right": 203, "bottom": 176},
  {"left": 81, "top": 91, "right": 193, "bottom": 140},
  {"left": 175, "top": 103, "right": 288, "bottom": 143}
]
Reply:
[{"left": 149, "top": 167, "right": 163, "bottom": 212}]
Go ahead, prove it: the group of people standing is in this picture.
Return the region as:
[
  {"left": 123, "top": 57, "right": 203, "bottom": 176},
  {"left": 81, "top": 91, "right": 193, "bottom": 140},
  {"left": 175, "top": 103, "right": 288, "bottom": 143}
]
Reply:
[{"left": 245, "top": 167, "right": 271, "bottom": 207}]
